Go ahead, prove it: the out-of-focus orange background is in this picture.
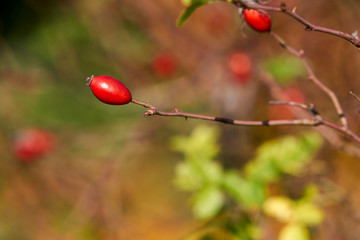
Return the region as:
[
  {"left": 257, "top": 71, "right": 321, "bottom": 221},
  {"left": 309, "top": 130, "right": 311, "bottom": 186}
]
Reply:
[{"left": 1, "top": 0, "right": 360, "bottom": 239}]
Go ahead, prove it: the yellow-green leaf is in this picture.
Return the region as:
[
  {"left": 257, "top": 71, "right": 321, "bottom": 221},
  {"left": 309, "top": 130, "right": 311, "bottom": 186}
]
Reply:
[
  {"left": 177, "top": 2, "right": 206, "bottom": 26},
  {"left": 192, "top": 187, "right": 225, "bottom": 219},
  {"left": 293, "top": 203, "right": 324, "bottom": 225},
  {"left": 279, "top": 223, "right": 309, "bottom": 240},
  {"left": 263, "top": 196, "right": 294, "bottom": 222}
]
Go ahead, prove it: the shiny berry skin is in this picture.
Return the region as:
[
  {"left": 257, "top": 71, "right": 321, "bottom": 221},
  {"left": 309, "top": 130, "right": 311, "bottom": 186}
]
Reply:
[
  {"left": 87, "top": 75, "right": 132, "bottom": 105},
  {"left": 243, "top": 9, "right": 271, "bottom": 32},
  {"left": 13, "top": 128, "right": 57, "bottom": 163}
]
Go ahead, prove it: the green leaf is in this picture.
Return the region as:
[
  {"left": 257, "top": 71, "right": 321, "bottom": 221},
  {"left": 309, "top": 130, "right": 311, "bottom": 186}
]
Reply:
[
  {"left": 201, "top": 160, "right": 224, "bottom": 185},
  {"left": 177, "top": 0, "right": 227, "bottom": 26},
  {"left": 245, "top": 155, "right": 281, "bottom": 183},
  {"left": 263, "top": 196, "right": 294, "bottom": 222},
  {"left": 174, "top": 159, "right": 223, "bottom": 191},
  {"left": 181, "top": 0, "right": 193, "bottom": 5},
  {"left": 222, "top": 172, "right": 265, "bottom": 209},
  {"left": 177, "top": 2, "right": 206, "bottom": 26},
  {"left": 192, "top": 187, "right": 225, "bottom": 219},
  {"left": 174, "top": 161, "right": 203, "bottom": 191},
  {"left": 170, "top": 125, "right": 220, "bottom": 163},
  {"left": 264, "top": 56, "right": 306, "bottom": 86},
  {"left": 279, "top": 223, "right": 310, "bottom": 240},
  {"left": 176, "top": 0, "right": 210, "bottom": 27},
  {"left": 250, "top": 132, "right": 323, "bottom": 177},
  {"left": 299, "top": 184, "right": 319, "bottom": 203},
  {"left": 293, "top": 203, "right": 324, "bottom": 225}
]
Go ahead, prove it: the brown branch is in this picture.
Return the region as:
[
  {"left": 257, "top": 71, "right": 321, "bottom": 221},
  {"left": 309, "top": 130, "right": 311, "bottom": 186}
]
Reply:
[
  {"left": 260, "top": 73, "right": 360, "bottom": 148},
  {"left": 131, "top": 99, "right": 320, "bottom": 126},
  {"left": 269, "top": 101, "right": 322, "bottom": 120},
  {"left": 231, "top": 0, "right": 360, "bottom": 48},
  {"left": 270, "top": 31, "right": 349, "bottom": 129},
  {"left": 131, "top": 99, "right": 360, "bottom": 143}
]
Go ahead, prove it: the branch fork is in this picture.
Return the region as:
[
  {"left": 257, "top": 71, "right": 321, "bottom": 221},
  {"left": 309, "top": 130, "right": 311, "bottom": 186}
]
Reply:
[{"left": 130, "top": 1, "right": 360, "bottom": 154}]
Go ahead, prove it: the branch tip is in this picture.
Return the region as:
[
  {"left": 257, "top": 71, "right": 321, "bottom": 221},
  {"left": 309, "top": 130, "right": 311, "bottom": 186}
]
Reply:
[{"left": 350, "top": 91, "right": 360, "bottom": 102}]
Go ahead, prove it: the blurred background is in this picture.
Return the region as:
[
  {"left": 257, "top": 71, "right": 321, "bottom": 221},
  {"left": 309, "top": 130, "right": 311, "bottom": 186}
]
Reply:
[{"left": 1, "top": 0, "right": 360, "bottom": 239}]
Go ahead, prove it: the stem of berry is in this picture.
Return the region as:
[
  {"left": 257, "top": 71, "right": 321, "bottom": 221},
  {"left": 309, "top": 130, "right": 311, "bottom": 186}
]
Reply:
[{"left": 132, "top": 98, "right": 321, "bottom": 126}]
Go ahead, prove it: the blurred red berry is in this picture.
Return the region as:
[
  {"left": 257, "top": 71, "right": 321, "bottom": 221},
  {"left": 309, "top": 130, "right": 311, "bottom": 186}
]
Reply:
[
  {"left": 13, "top": 128, "right": 57, "bottom": 163},
  {"left": 87, "top": 75, "right": 132, "bottom": 105},
  {"left": 152, "top": 52, "right": 176, "bottom": 77},
  {"left": 282, "top": 86, "right": 306, "bottom": 103},
  {"left": 243, "top": 9, "right": 271, "bottom": 32},
  {"left": 228, "top": 52, "right": 252, "bottom": 85},
  {"left": 268, "top": 86, "right": 306, "bottom": 120}
]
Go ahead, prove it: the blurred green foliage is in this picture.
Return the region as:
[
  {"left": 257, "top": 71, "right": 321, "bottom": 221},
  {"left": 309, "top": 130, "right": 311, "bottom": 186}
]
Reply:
[
  {"left": 1, "top": 0, "right": 359, "bottom": 239},
  {"left": 172, "top": 124, "right": 323, "bottom": 239},
  {"left": 264, "top": 186, "right": 324, "bottom": 240},
  {"left": 264, "top": 56, "right": 306, "bottom": 86}
]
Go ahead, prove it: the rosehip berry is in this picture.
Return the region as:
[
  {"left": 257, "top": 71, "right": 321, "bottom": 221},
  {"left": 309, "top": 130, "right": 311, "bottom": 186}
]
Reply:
[
  {"left": 13, "top": 128, "right": 57, "bottom": 163},
  {"left": 152, "top": 52, "right": 176, "bottom": 77},
  {"left": 87, "top": 75, "right": 132, "bottom": 105},
  {"left": 243, "top": 9, "right": 271, "bottom": 32},
  {"left": 228, "top": 52, "right": 252, "bottom": 85}
]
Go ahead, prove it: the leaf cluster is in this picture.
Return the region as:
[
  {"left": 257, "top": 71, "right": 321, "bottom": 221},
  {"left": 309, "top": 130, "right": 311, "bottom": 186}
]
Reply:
[{"left": 171, "top": 125, "right": 323, "bottom": 239}]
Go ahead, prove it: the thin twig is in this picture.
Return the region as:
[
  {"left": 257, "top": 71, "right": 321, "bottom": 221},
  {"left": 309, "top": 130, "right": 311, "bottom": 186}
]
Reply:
[
  {"left": 350, "top": 91, "right": 360, "bottom": 102},
  {"left": 261, "top": 73, "right": 360, "bottom": 155},
  {"left": 231, "top": 0, "right": 360, "bottom": 48},
  {"left": 131, "top": 99, "right": 360, "bottom": 143},
  {"left": 270, "top": 31, "right": 349, "bottom": 129},
  {"left": 269, "top": 100, "right": 312, "bottom": 111},
  {"left": 132, "top": 99, "right": 320, "bottom": 126},
  {"left": 269, "top": 101, "right": 322, "bottom": 120}
]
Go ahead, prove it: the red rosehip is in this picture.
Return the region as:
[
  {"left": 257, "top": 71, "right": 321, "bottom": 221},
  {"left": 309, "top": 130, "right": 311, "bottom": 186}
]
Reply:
[
  {"left": 228, "top": 52, "right": 252, "bottom": 85},
  {"left": 87, "top": 75, "right": 132, "bottom": 105},
  {"left": 152, "top": 52, "right": 176, "bottom": 77},
  {"left": 13, "top": 128, "right": 57, "bottom": 163},
  {"left": 243, "top": 9, "right": 271, "bottom": 32}
]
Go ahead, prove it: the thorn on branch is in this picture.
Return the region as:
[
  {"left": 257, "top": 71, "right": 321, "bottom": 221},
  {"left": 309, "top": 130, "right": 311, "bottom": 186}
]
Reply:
[
  {"left": 173, "top": 108, "right": 183, "bottom": 113},
  {"left": 278, "top": 40, "right": 287, "bottom": 49},
  {"left": 280, "top": 2, "right": 286, "bottom": 11},
  {"left": 299, "top": 49, "right": 305, "bottom": 57}
]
